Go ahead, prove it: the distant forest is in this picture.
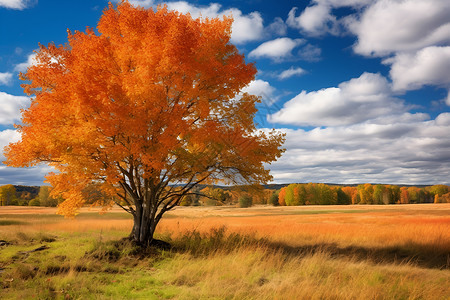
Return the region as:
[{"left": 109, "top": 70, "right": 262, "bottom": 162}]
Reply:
[{"left": 0, "top": 183, "right": 449, "bottom": 207}]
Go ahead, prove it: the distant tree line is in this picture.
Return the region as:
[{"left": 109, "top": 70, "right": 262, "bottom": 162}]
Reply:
[
  {"left": 1, "top": 183, "right": 449, "bottom": 207},
  {"left": 0, "top": 185, "right": 59, "bottom": 207},
  {"left": 276, "top": 183, "right": 450, "bottom": 206},
  {"left": 0, "top": 184, "right": 113, "bottom": 207}
]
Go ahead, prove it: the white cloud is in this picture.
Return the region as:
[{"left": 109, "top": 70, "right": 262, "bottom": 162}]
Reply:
[
  {"left": 287, "top": 4, "right": 336, "bottom": 36},
  {"left": 227, "top": 9, "right": 264, "bottom": 44},
  {"left": 0, "top": 72, "right": 13, "bottom": 85},
  {"left": 267, "top": 17, "right": 287, "bottom": 36},
  {"left": 287, "top": 0, "right": 450, "bottom": 54},
  {"left": 127, "top": 0, "right": 154, "bottom": 8},
  {"left": 14, "top": 53, "right": 37, "bottom": 73},
  {"left": 384, "top": 46, "right": 450, "bottom": 92},
  {"left": 164, "top": 1, "right": 221, "bottom": 17},
  {"left": 0, "top": 0, "right": 34, "bottom": 10},
  {"left": 278, "top": 67, "right": 306, "bottom": 80},
  {"left": 241, "top": 79, "right": 278, "bottom": 105},
  {"left": 348, "top": 0, "right": 450, "bottom": 56},
  {"left": 264, "top": 112, "right": 450, "bottom": 185},
  {"left": 0, "top": 92, "right": 29, "bottom": 125},
  {"left": 0, "top": 129, "right": 20, "bottom": 159},
  {"left": 286, "top": 0, "right": 372, "bottom": 36},
  {"left": 249, "top": 38, "right": 304, "bottom": 61},
  {"left": 269, "top": 73, "right": 406, "bottom": 127}
]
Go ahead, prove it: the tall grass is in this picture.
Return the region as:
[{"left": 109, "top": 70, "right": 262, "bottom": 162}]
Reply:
[{"left": 0, "top": 204, "right": 449, "bottom": 299}]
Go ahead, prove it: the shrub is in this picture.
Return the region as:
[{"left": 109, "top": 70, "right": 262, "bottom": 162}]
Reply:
[
  {"left": 206, "top": 198, "right": 219, "bottom": 206},
  {"left": 28, "top": 198, "right": 41, "bottom": 206},
  {"left": 9, "top": 198, "right": 19, "bottom": 206},
  {"left": 239, "top": 195, "right": 253, "bottom": 208}
]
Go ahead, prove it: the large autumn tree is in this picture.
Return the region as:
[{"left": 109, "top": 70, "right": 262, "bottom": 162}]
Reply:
[{"left": 4, "top": 2, "right": 284, "bottom": 245}]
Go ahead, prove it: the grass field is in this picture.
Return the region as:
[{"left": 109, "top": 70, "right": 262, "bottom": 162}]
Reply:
[{"left": 1, "top": 204, "right": 449, "bottom": 299}]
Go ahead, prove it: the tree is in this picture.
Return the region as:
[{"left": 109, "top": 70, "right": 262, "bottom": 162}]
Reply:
[
  {"left": 357, "top": 184, "right": 374, "bottom": 204},
  {"left": 284, "top": 184, "right": 295, "bottom": 206},
  {"left": 336, "top": 187, "right": 351, "bottom": 205},
  {"left": 37, "top": 186, "right": 60, "bottom": 207},
  {"left": 278, "top": 187, "right": 287, "bottom": 206},
  {"left": 4, "top": 2, "right": 284, "bottom": 246},
  {"left": 269, "top": 190, "right": 279, "bottom": 206},
  {"left": 341, "top": 186, "right": 358, "bottom": 204},
  {"left": 429, "top": 185, "right": 449, "bottom": 197},
  {"left": 238, "top": 195, "right": 253, "bottom": 208},
  {"left": 0, "top": 185, "right": 17, "bottom": 206},
  {"left": 400, "top": 187, "right": 409, "bottom": 204},
  {"left": 373, "top": 185, "right": 385, "bottom": 205},
  {"left": 434, "top": 192, "right": 450, "bottom": 203}
]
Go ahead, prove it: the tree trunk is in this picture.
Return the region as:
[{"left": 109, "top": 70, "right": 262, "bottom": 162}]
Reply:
[{"left": 129, "top": 204, "right": 156, "bottom": 246}]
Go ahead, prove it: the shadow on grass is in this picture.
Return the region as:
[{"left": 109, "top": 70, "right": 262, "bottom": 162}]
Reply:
[
  {"left": 271, "top": 241, "right": 450, "bottom": 270},
  {"left": 166, "top": 226, "right": 450, "bottom": 270}
]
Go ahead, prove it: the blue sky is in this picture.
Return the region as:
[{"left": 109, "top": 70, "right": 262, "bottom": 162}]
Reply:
[{"left": 1, "top": 0, "right": 450, "bottom": 186}]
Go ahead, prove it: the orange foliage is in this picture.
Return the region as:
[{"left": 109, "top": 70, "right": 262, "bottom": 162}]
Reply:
[
  {"left": 342, "top": 186, "right": 358, "bottom": 204},
  {"left": 278, "top": 187, "right": 286, "bottom": 206},
  {"left": 400, "top": 187, "right": 410, "bottom": 204},
  {"left": 3, "top": 2, "right": 284, "bottom": 242}
]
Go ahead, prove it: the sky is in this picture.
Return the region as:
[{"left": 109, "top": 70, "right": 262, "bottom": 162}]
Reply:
[{"left": 0, "top": 0, "right": 450, "bottom": 186}]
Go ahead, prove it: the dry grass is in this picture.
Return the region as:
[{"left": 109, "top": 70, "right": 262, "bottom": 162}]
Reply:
[
  {"left": 1, "top": 204, "right": 449, "bottom": 299},
  {"left": 160, "top": 204, "right": 450, "bottom": 253}
]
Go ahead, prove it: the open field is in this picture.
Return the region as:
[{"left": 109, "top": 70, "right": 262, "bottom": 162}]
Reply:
[{"left": 1, "top": 204, "right": 449, "bottom": 299}]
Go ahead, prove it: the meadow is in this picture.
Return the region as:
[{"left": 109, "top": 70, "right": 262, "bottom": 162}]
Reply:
[{"left": 0, "top": 204, "right": 449, "bottom": 299}]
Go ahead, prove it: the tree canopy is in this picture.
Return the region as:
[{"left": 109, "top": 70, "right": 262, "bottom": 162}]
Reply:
[{"left": 4, "top": 2, "right": 285, "bottom": 244}]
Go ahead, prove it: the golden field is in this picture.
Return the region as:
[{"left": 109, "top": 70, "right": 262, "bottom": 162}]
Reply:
[{"left": 0, "top": 204, "right": 449, "bottom": 299}]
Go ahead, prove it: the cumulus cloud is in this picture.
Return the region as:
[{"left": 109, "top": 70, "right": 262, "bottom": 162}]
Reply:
[
  {"left": 0, "top": 72, "right": 13, "bottom": 85},
  {"left": 0, "top": 129, "right": 20, "bottom": 152},
  {"left": 226, "top": 9, "right": 264, "bottom": 44},
  {"left": 249, "top": 38, "right": 304, "bottom": 61},
  {"left": 384, "top": 46, "right": 450, "bottom": 92},
  {"left": 286, "top": 0, "right": 371, "bottom": 36},
  {"left": 264, "top": 112, "right": 450, "bottom": 185},
  {"left": 14, "top": 53, "right": 37, "bottom": 73},
  {"left": 287, "top": 5, "right": 336, "bottom": 36},
  {"left": 269, "top": 72, "right": 407, "bottom": 126},
  {"left": 348, "top": 0, "right": 450, "bottom": 56},
  {"left": 278, "top": 67, "right": 306, "bottom": 80},
  {"left": 0, "top": 92, "right": 29, "bottom": 125},
  {"left": 0, "top": 0, "right": 35, "bottom": 10},
  {"left": 241, "top": 79, "right": 278, "bottom": 105},
  {"left": 287, "top": 0, "right": 450, "bottom": 55}
]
